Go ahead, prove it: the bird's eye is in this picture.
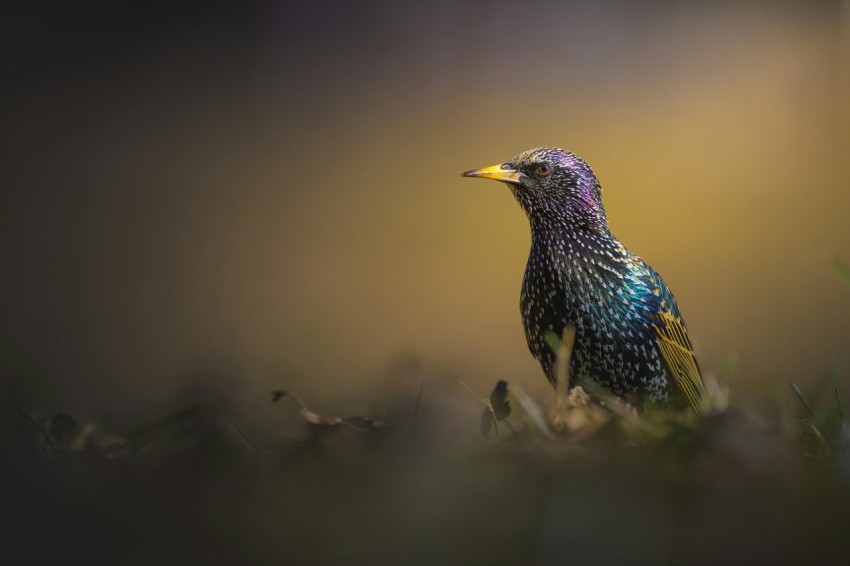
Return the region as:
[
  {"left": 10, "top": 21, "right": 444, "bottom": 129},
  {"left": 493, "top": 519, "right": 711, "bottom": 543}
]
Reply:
[{"left": 536, "top": 164, "right": 552, "bottom": 176}]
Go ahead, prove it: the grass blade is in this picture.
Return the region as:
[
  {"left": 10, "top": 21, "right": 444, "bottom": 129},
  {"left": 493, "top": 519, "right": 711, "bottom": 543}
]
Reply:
[
  {"left": 555, "top": 325, "right": 576, "bottom": 401},
  {"left": 829, "top": 255, "right": 850, "bottom": 291},
  {"left": 791, "top": 383, "right": 817, "bottom": 419},
  {"left": 721, "top": 352, "right": 738, "bottom": 380}
]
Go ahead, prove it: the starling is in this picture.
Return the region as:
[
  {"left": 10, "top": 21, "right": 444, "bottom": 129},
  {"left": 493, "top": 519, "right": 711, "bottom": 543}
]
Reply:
[{"left": 462, "top": 147, "right": 705, "bottom": 414}]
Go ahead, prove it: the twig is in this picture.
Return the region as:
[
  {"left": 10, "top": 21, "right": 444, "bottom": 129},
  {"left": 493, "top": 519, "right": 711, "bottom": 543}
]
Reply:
[
  {"left": 458, "top": 380, "right": 501, "bottom": 440},
  {"left": 458, "top": 379, "right": 481, "bottom": 401}
]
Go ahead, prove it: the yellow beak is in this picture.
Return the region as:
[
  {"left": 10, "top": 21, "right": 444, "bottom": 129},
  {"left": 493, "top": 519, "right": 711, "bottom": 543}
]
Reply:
[{"left": 461, "top": 163, "right": 522, "bottom": 184}]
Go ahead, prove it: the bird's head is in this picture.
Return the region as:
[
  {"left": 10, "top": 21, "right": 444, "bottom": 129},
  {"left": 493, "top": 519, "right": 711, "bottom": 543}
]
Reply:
[{"left": 462, "top": 147, "right": 607, "bottom": 232}]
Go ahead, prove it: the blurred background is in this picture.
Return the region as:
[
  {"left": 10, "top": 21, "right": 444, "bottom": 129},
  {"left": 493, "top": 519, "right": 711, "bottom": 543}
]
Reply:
[{"left": 3, "top": 0, "right": 850, "bottom": 423}]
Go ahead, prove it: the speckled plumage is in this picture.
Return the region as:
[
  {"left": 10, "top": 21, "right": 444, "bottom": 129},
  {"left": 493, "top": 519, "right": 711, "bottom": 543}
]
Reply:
[{"left": 463, "top": 147, "right": 705, "bottom": 413}]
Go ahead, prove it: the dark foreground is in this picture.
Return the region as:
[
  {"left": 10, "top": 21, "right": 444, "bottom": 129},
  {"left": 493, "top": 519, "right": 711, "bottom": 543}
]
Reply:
[{"left": 4, "top": 391, "right": 850, "bottom": 566}]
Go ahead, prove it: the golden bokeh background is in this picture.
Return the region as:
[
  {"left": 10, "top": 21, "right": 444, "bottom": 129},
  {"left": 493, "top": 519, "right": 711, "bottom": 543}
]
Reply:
[{"left": 3, "top": 1, "right": 850, "bottom": 418}]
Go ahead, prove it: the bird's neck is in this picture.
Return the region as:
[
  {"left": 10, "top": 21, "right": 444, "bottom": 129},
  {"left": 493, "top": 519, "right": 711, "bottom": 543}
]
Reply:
[{"left": 529, "top": 220, "right": 630, "bottom": 288}]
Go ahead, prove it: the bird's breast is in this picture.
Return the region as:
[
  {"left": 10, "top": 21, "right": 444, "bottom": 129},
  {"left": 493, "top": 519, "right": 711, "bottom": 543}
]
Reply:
[{"left": 520, "top": 240, "right": 661, "bottom": 387}]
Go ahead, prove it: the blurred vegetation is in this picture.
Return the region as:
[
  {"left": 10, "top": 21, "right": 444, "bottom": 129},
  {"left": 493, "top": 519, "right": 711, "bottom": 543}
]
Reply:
[{"left": 6, "top": 282, "right": 850, "bottom": 565}]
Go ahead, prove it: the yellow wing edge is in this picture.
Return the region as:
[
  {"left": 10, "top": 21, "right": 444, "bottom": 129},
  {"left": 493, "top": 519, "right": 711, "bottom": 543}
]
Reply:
[{"left": 655, "top": 309, "right": 706, "bottom": 415}]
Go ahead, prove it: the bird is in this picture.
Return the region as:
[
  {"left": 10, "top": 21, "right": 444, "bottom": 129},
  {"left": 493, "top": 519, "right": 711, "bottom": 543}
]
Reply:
[{"left": 462, "top": 147, "right": 705, "bottom": 414}]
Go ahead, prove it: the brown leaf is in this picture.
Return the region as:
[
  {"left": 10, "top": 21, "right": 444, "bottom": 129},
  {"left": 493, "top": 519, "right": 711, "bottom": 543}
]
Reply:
[
  {"left": 299, "top": 406, "right": 343, "bottom": 427},
  {"left": 273, "top": 390, "right": 385, "bottom": 435}
]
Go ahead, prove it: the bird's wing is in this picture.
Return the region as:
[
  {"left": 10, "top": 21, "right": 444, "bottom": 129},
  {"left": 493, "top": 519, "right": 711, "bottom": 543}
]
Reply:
[
  {"left": 654, "top": 306, "right": 705, "bottom": 414},
  {"left": 639, "top": 261, "right": 706, "bottom": 414}
]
